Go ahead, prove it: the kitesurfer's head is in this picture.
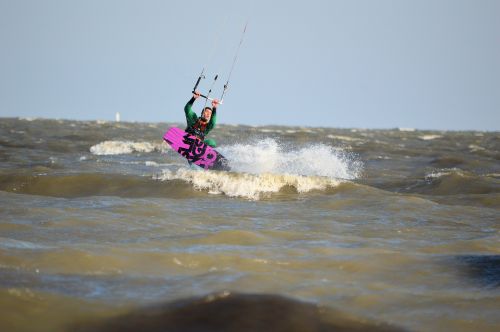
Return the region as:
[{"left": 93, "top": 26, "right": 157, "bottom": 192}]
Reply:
[{"left": 201, "top": 107, "right": 212, "bottom": 122}]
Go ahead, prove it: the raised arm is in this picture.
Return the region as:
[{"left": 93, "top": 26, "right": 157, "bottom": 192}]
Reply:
[
  {"left": 184, "top": 91, "right": 200, "bottom": 126},
  {"left": 207, "top": 99, "right": 219, "bottom": 131}
]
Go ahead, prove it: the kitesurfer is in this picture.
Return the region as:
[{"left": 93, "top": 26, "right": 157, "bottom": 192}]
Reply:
[{"left": 184, "top": 91, "right": 219, "bottom": 147}]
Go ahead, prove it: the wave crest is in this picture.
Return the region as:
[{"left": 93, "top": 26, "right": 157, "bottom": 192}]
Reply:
[
  {"left": 90, "top": 141, "right": 166, "bottom": 155},
  {"left": 422, "top": 168, "right": 500, "bottom": 195},
  {"left": 156, "top": 168, "right": 342, "bottom": 200}
]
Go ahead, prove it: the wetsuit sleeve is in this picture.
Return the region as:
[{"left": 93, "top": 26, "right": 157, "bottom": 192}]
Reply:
[{"left": 184, "top": 97, "right": 198, "bottom": 127}]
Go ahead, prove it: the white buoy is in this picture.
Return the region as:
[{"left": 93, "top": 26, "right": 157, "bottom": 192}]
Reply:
[{"left": 115, "top": 112, "right": 121, "bottom": 122}]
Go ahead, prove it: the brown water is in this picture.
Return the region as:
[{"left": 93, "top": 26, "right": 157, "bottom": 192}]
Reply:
[{"left": 0, "top": 118, "right": 499, "bottom": 331}]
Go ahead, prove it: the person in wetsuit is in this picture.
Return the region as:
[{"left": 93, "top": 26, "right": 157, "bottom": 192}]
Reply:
[{"left": 184, "top": 91, "right": 219, "bottom": 147}]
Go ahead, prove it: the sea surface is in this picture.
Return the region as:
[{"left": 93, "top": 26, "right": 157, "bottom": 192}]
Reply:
[{"left": 0, "top": 117, "right": 498, "bottom": 331}]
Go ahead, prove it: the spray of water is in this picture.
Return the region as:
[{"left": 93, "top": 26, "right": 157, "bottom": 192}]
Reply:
[
  {"left": 219, "top": 138, "right": 363, "bottom": 180},
  {"left": 157, "top": 138, "right": 363, "bottom": 200}
]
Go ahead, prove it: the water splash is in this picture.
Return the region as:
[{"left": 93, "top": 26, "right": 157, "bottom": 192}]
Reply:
[
  {"left": 219, "top": 138, "right": 363, "bottom": 180},
  {"left": 156, "top": 139, "right": 362, "bottom": 199}
]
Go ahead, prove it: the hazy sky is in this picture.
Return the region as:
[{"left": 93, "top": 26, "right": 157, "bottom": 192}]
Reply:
[{"left": 1, "top": 0, "right": 499, "bottom": 130}]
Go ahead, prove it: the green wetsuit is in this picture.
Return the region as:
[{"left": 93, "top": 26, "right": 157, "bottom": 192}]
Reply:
[{"left": 184, "top": 97, "right": 217, "bottom": 147}]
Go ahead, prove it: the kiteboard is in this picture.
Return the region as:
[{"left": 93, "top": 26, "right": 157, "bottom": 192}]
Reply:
[{"left": 163, "top": 127, "right": 230, "bottom": 171}]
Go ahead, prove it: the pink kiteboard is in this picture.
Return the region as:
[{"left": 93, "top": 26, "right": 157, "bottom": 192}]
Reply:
[{"left": 163, "top": 127, "right": 230, "bottom": 171}]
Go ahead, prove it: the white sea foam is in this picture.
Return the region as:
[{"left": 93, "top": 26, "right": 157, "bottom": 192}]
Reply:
[
  {"left": 156, "top": 168, "right": 342, "bottom": 200},
  {"left": 425, "top": 168, "right": 463, "bottom": 180},
  {"left": 327, "top": 134, "right": 363, "bottom": 142},
  {"left": 468, "top": 144, "right": 485, "bottom": 152},
  {"left": 117, "top": 160, "right": 172, "bottom": 167},
  {"left": 90, "top": 141, "right": 166, "bottom": 155},
  {"left": 419, "top": 135, "right": 442, "bottom": 141},
  {"left": 258, "top": 129, "right": 282, "bottom": 133}
]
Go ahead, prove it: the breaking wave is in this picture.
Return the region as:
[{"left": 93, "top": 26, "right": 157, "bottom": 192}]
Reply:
[
  {"left": 90, "top": 140, "right": 166, "bottom": 155},
  {"left": 156, "top": 139, "right": 362, "bottom": 200},
  {"left": 420, "top": 168, "right": 500, "bottom": 195},
  {"left": 155, "top": 168, "right": 342, "bottom": 200},
  {"left": 419, "top": 135, "right": 442, "bottom": 141}
]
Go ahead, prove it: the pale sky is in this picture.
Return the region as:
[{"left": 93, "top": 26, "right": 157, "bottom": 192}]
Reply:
[{"left": 1, "top": 0, "right": 499, "bottom": 130}]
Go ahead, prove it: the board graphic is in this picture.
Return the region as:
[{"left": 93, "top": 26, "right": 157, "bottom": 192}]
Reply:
[{"left": 163, "top": 127, "right": 230, "bottom": 171}]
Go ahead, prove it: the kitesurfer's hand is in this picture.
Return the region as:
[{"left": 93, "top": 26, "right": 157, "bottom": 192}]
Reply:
[
  {"left": 193, "top": 91, "right": 201, "bottom": 99},
  {"left": 211, "top": 99, "right": 219, "bottom": 108}
]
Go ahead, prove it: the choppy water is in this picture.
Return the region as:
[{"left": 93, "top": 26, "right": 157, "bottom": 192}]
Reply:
[{"left": 0, "top": 117, "right": 499, "bottom": 331}]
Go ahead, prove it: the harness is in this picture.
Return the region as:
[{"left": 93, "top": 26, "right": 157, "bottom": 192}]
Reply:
[{"left": 186, "top": 118, "right": 208, "bottom": 140}]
